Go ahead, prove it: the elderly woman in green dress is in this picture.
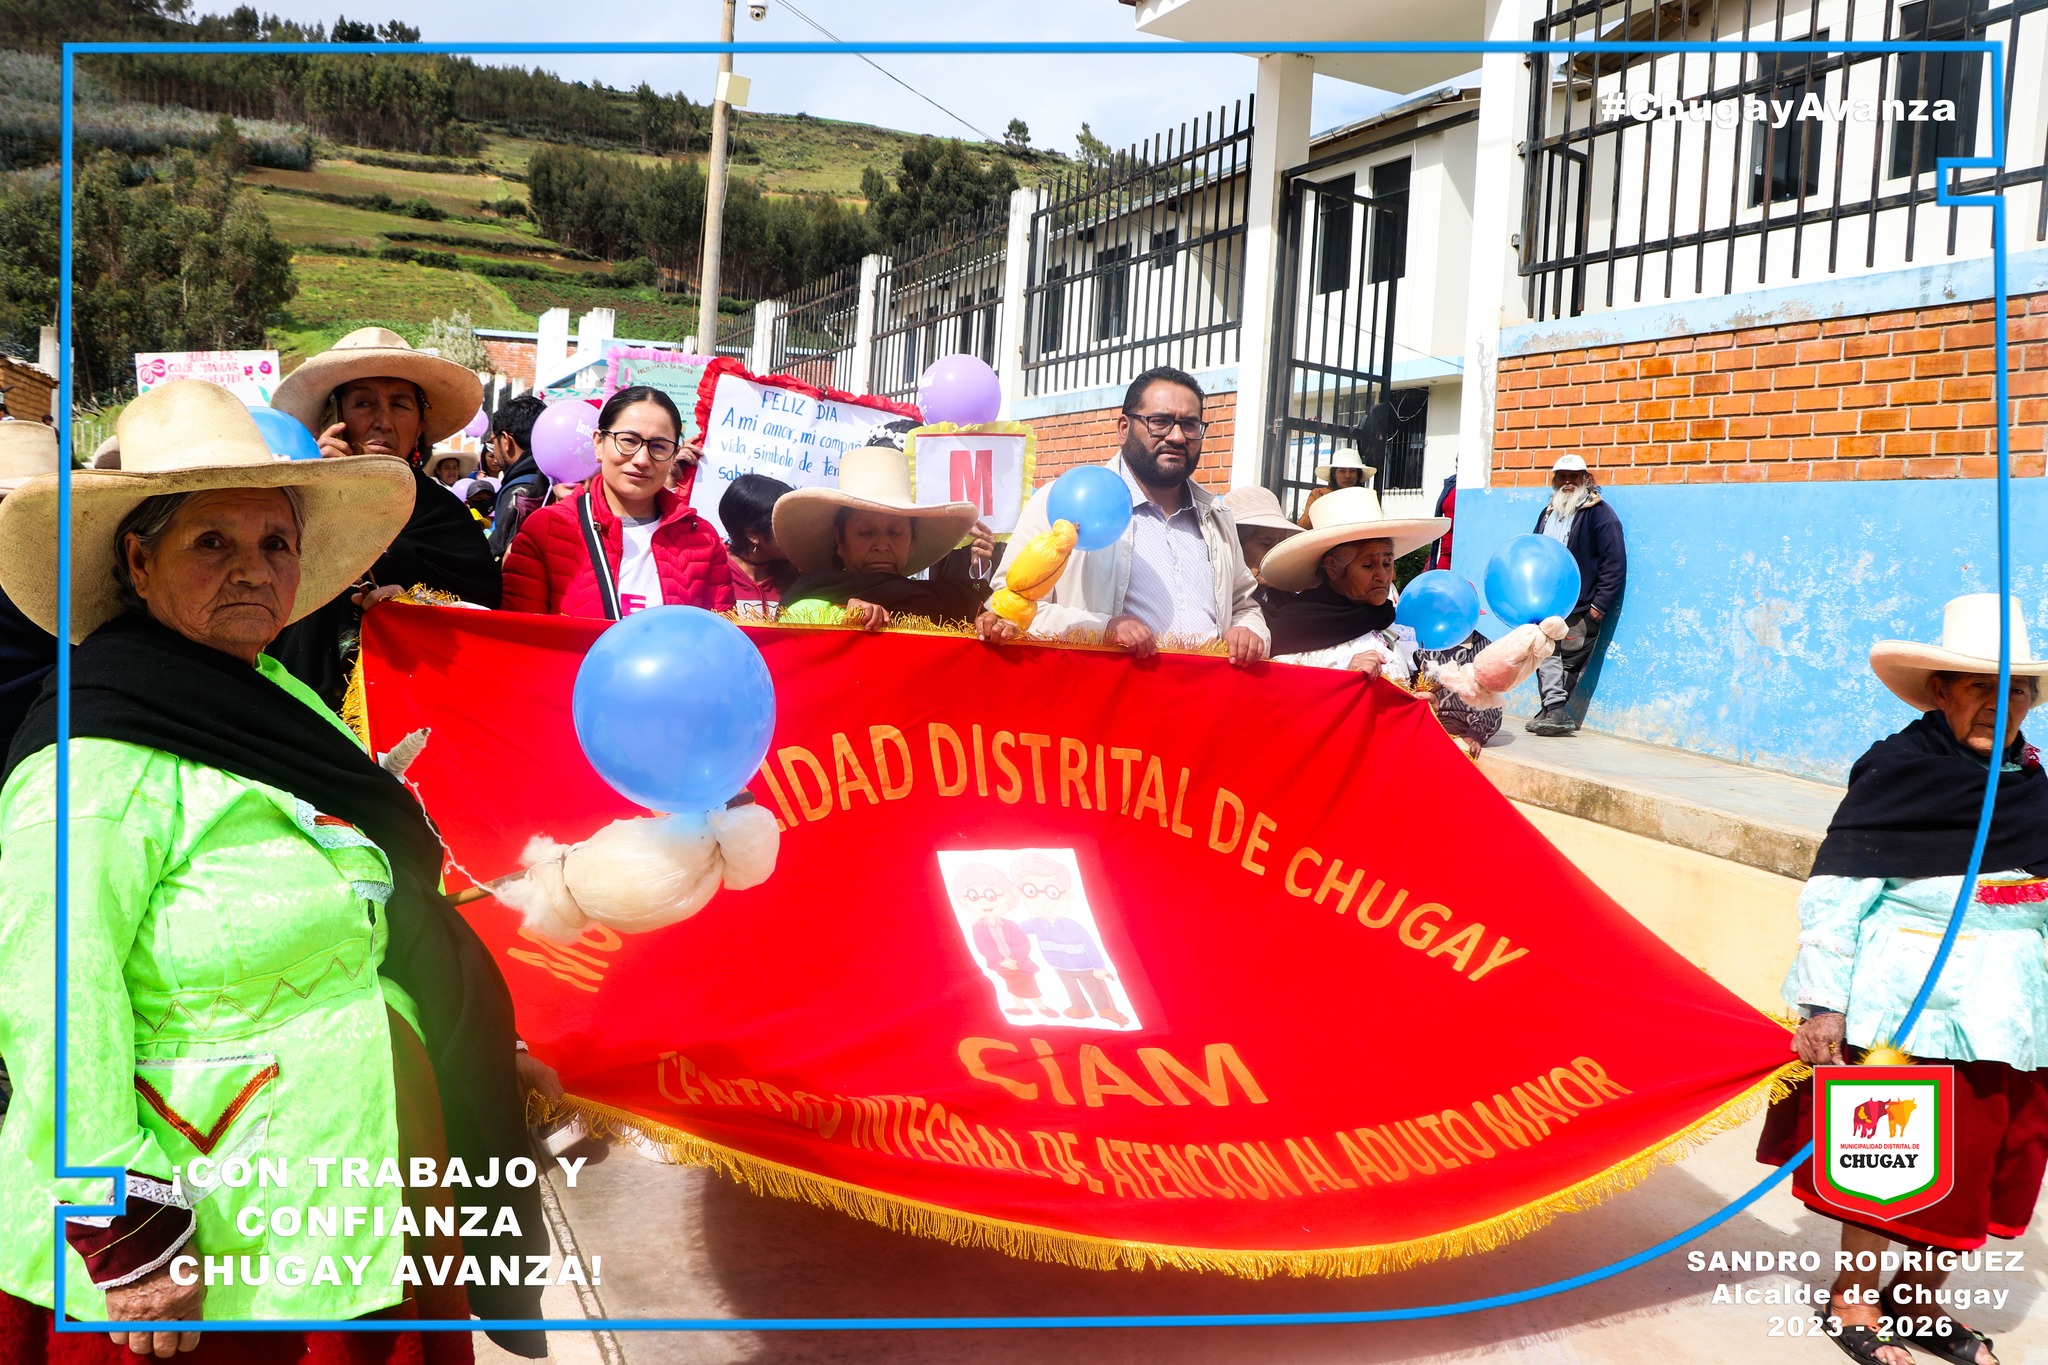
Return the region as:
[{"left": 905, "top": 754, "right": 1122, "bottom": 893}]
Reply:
[
  {"left": 0, "top": 382, "right": 549, "bottom": 1362},
  {"left": 1758, "top": 594, "right": 2048, "bottom": 1365}
]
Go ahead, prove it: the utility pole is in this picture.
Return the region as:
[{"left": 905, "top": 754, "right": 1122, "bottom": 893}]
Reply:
[{"left": 695, "top": 0, "right": 738, "bottom": 354}]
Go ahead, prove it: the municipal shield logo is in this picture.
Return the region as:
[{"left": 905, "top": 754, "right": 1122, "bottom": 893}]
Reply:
[{"left": 1812, "top": 1065, "right": 1955, "bottom": 1221}]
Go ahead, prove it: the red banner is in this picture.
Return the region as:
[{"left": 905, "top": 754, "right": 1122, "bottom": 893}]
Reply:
[{"left": 361, "top": 606, "right": 1800, "bottom": 1275}]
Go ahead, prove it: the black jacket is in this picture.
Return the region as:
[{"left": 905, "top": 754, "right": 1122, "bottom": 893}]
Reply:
[
  {"left": 490, "top": 452, "right": 548, "bottom": 559},
  {"left": 0, "top": 585, "right": 56, "bottom": 755},
  {"left": 1532, "top": 494, "right": 1626, "bottom": 618},
  {"left": 270, "top": 465, "right": 502, "bottom": 709}
]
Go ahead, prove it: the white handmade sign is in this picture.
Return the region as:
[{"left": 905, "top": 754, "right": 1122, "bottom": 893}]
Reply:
[
  {"left": 905, "top": 422, "right": 1037, "bottom": 538},
  {"left": 690, "top": 364, "right": 916, "bottom": 538},
  {"left": 134, "top": 350, "right": 281, "bottom": 405}
]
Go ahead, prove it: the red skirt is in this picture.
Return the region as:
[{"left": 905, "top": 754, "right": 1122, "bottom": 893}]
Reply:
[
  {"left": 0, "top": 1292, "right": 472, "bottom": 1365},
  {"left": 1757, "top": 1056, "right": 2048, "bottom": 1249}
]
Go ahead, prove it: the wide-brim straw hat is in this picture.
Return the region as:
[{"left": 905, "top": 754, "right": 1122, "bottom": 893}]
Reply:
[
  {"left": 272, "top": 326, "right": 484, "bottom": 446},
  {"left": 0, "top": 380, "right": 415, "bottom": 643},
  {"left": 425, "top": 445, "right": 480, "bottom": 480},
  {"left": 0, "top": 422, "right": 60, "bottom": 496},
  {"left": 1257, "top": 485, "right": 1450, "bottom": 593},
  {"left": 772, "top": 443, "right": 978, "bottom": 576},
  {"left": 1870, "top": 593, "right": 2048, "bottom": 711},
  {"left": 1314, "top": 448, "right": 1378, "bottom": 483},
  {"left": 1218, "top": 485, "right": 1303, "bottom": 537}
]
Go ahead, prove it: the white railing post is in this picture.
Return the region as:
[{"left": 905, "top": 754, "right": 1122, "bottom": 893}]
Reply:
[
  {"left": 1230, "top": 56, "right": 1314, "bottom": 491},
  {"left": 849, "top": 254, "right": 886, "bottom": 396},
  {"left": 995, "top": 187, "right": 1037, "bottom": 418},
  {"left": 749, "top": 300, "right": 783, "bottom": 374}
]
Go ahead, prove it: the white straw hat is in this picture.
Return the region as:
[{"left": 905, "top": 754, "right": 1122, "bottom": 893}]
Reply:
[
  {"left": 272, "top": 326, "right": 484, "bottom": 446},
  {"left": 1314, "top": 448, "right": 1378, "bottom": 483},
  {"left": 424, "top": 445, "right": 480, "bottom": 480},
  {"left": 0, "top": 380, "right": 414, "bottom": 643},
  {"left": 0, "top": 421, "right": 60, "bottom": 496},
  {"left": 772, "top": 443, "right": 978, "bottom": 575},
  {"left": 1870, "top": 594, "right": 2048, "bottom": 711},
  {"left": 1256, "top": 486, "right": 1450, "bottom": 593}
]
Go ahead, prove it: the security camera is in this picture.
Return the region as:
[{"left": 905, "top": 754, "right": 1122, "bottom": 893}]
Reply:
[{"left": 748, "top": 3, "right": 768, "bottom": 19}]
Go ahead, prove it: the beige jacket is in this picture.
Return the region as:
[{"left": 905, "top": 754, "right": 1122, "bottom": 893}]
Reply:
[{"left": 994, "top": 456, "right": 1269, "bottom": 644}]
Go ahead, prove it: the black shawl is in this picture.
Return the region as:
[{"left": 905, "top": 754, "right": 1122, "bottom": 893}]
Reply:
[
  {"left": 1810, "top": 710, "right": 2048, "bottom": 879},
  {"left": 1260, "top": 583, "right": 1397, "bottom": 656},
  {"left": 7, "top": 614, "right": 546, "bottom": 1351},
  {"left": 270, "top": 467, "right": 503, "bottom": 709},
  {"left": 782, "top": 568, "right": 987, "bottom": 623}
]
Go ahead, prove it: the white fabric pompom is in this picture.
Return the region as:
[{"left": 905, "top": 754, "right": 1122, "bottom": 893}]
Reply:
[
  {"left": 1426, "top": 616, "right": 1570, "bottom": 709},
  {"left": 499, "top": 810, "right": 780, "bottom": 944}
]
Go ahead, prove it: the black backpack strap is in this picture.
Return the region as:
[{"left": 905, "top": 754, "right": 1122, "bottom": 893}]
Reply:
[{"left": 578, "top": 492, "right": 623, "bottom": 622}]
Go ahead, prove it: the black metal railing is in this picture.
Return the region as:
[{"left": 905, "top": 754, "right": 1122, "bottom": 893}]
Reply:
[
  {"left": 868, "top": 206, "right": 1009, "bottom": 404},
  {"left": 714, "top": 307, "right": 753, "bottom": 361},
  {"left": 1264, "top": 173, "right": 1407, "bottom": 516},
  {"left": 1522, "top": 0, "right": 2048, "bottom": 319},
  {"left": 767, "top": 263, "right": 863, "bottom": 391},
  {"left": 1022, "top": 99, "right": 1253, "bottom": 396}
]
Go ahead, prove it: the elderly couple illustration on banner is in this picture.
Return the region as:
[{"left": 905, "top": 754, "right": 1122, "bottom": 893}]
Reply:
[{"left": 941, "top": 848, "right": 1141, "bottom": 1030}]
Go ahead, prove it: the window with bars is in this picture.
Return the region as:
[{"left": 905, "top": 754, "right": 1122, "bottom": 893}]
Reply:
[
  {"left": 1315, "top": 174, "right": 1356, "bottom": 293},
  {"left": 1891, "top": 0, "right": 1986, "bottom": 178},
  {"left": 1368, "top": 159, "right": 1410, "bottom": 283},
  {"left": 1749, "top": 39, "right": 1829, "bottom": 207}
]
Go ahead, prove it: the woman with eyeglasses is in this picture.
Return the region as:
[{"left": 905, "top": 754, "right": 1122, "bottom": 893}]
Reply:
[{"left": 501, "top": 386, "right": 735, "bottom": 619}]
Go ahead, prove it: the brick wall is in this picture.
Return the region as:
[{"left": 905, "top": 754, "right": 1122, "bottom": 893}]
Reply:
[
  {"left": 481, "top": 338, "right": 537, "bottom": 387},
  {"left": 1493, "top": 292, "right": 2048, "bottom": 486},
  {"left": 0, "top": 356, "right": 56, "bottom": 423},
  {"left": 1025, "top": 391, "right": 1238, "bottom": 493}
]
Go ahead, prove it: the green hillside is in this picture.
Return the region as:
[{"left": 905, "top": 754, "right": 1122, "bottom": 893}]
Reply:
[{"left": 0, "top": 31, "right": 1073, "bottom": 393}]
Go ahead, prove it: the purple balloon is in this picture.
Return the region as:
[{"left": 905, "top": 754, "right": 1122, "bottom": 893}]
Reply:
[
  {"left": 532, "top": 399, "right": 599, "bottom": 484},
  {"left": 463, "top": 408, "right": 491, "bottom": 440},
  {"left": 918, "top": 353, "right": 1002, "bottom": 426}
]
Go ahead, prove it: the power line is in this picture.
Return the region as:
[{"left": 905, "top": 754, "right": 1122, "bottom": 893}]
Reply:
[{"left": 770, "top": 1, "right": 998, "bottom": 144}]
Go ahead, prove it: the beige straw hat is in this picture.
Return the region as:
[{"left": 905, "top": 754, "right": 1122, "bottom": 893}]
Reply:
[
  {"left": 272, "top": 326, "right": 484, "bottom": 446},
  {"left": 1217, "top": 486, "right": 1302, "bottom": 537},
  {"left": 1313, "top": 448, "right": 1378, "bottom": 483},
  {"left": 0, "top": 422, "right": 60, "bottom": 496},
  {"left": 0, "top": 380, "right": 415, "bottom": 642},
  {"left": 1870, "top": 594, "right": 2048, "bottom": 711},
  {"left": 424, "top": 444, "right": 480, "bottom": 480},
  {"left": 1257, "top": 485, "right": 1450, "bottom": 593},
  {"left": 772, "top": 443, "right": 978, "bottom": 576}
]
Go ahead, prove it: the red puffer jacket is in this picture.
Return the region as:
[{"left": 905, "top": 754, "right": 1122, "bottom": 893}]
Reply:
[{"left": 501, "top": 482, "right": 736, "bottom": 618}]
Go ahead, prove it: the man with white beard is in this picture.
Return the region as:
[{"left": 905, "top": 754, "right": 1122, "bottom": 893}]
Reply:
[{"left": 1526, "top": 455, "right": 1627, "bottom": 736}]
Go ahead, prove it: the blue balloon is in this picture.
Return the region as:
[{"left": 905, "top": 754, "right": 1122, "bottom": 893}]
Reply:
[
  {"left": 1394, "top": 570, "right": 1481, "bottom": 650},
  {"left": 245, "top": 405, "right": 322, "bottom": 461},
  {"left": 1484, "top": 534, "right": 1582, "bottom": 628},
  {"left": 572, "top": 607, "right": 777, "bottom": 813},
  {"left": 1045, "top": 465, "right": 1134, "bottom": 552}
]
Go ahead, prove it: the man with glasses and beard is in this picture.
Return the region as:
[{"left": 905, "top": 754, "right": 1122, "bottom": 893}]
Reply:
[
  {"left": 976, "top": 366, "right": 1267, "bottom": 665},
  {"left": 1526, "top": 454, "right": 1627, "bottom": 736}
]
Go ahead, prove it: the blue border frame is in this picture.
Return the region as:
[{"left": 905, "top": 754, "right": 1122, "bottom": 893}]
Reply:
[{"left": 49, "top": 34, "right": 2012, "bottom": 1334}]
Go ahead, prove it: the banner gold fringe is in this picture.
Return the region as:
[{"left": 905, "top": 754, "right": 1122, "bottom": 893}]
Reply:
[{"left": 527, "top": 1057, "right": 1809, "bottom": 1279}]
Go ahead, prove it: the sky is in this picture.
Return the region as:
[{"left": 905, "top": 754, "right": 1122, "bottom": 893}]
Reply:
[{"left": 186, "top": 0, "right": 1406, "bottom": 155}]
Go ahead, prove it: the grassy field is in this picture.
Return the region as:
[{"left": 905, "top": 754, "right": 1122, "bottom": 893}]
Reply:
[
  {"left": 246, "top": 160, "right": 522, "bottom": 217},
  {"left": 493, "top": 275, "right": 708, "bottom": 343},
  {"left": 252, "top": 187, "right": 559, "bottom": 253},
  {"left": 275, "top": 254, "right": 529, "bottom": 364}
]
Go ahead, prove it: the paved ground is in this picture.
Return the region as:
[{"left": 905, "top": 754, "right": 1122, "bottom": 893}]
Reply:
[{"left": 478, "top": 1116, "right": 2048, "bottom": 1365}]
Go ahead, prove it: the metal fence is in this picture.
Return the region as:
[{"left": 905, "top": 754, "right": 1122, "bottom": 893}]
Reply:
[
  {"left": 1022, "top": 99, "right": 1253, "bottom": 396},
  {"left": 714, "top": 307, "right": 754, "bottom": 360},
  {"left": 1521, "top": 0, "right": 2048, "bottom": 319},
  {"left": 1264, "top": 173, "right": 1409, "bottom": 517},
  {"left": 766, "top": 263, "right": 863, "bottom": 392},
  {"left": 867, "top": 206, "right": 1009, "bottom": 404}
]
